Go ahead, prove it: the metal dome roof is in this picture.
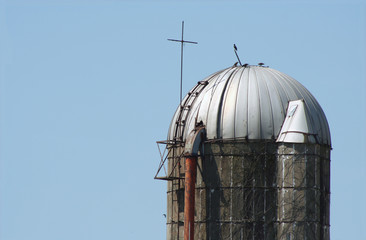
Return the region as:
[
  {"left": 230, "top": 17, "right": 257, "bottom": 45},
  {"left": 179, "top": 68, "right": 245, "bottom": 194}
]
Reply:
[{"left": 168, "top": 65, "right": 331, "bottom": 146}]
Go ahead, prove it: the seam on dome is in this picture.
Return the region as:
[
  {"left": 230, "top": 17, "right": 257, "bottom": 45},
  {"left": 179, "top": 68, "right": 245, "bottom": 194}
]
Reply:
[
  {"left": 258, "top": 67, "right": 275, "bottom": 138},
  {"left": 204, "top": 69, "right": 230, "bottom": 133},
  {"left": 264, "top": 68, "right": 286, "bottom": 138},
  {"left": 194, "top": 68, "right": 227, "bottom": 124},
  {"left": 246, "top": 67, "right": 250, "bottom": 138},
  {"left": 233, "top": 67, "right": 246, "bottom": 139},
  {"left": 266, "top": 68, "right": 289, "bottom": 110},
  {"left": 216, "top": 68, "right": 237, "bottom": 138},
  {"left": 220, "top": 67, "right": 241, "bottom": 139},
  {"left": 252, "top": 67, "right": 262, "bottom": 138},
  {"left": 266, "top": 70, "right": 289, "bottom": 115},
  {"left": 205, "top": 67, "right": 234, "bottom": 138},
  {"left": 269, "top": 68, "right": 297, "bottom": 100}
]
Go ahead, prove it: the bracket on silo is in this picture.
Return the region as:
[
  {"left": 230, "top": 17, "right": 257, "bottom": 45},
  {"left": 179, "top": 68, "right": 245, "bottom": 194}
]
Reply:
[{"left": 184, "top": 126, "right": 206, "bottom": 157}]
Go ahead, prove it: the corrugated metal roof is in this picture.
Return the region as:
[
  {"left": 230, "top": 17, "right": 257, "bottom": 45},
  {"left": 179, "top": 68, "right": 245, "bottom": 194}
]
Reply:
[{"left": 168, "top": 65, "right": 331, "bottom": 146}]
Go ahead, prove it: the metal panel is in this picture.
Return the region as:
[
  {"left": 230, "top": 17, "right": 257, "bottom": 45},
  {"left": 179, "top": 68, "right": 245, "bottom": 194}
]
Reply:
[
  {"left": 222, "top": 68, "right": 243, "bottom": 139},
  {"left": 234, "top": 67, "right": 250, "bottom": 138},
  {"left": 255, "top": 67, "right": 274, "bottom": 139},
  {"left": 196, "top": 73, "right": 224, "bottom": 137},
  {"left": 206, "top": 68, "right": 235, "bottom": 139},
  {"left": 261, "top": 70, "right": 286, "bottom": 137},
  {"left": 247, "top": 67, "right": 261, "bottom": 139}
]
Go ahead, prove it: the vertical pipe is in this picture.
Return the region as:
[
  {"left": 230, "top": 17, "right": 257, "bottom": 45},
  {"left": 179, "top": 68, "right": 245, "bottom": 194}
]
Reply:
[{"left": 184, "top": 156, "right": 197, "bottom": 240}]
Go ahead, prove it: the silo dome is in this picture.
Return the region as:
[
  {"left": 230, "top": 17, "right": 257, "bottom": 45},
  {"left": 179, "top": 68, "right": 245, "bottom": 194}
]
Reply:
[{"left": 168, "top": 65, "right": 331, "bottom": 146}]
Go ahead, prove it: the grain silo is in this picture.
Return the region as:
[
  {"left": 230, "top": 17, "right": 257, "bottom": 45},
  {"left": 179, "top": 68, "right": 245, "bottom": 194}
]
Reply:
[{"left": 156, "top": 64, "right": 331, "bottom": 240}]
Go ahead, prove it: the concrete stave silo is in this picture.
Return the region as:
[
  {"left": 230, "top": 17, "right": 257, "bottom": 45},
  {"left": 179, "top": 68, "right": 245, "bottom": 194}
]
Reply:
[{"left": 159, "top": 65, "right": 331, "bottom": 240}]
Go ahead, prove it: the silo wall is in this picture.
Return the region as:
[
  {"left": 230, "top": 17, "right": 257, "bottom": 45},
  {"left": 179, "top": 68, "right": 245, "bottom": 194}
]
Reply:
[{"left": 166, "top": 141, "right": 330, "bottom": 240}]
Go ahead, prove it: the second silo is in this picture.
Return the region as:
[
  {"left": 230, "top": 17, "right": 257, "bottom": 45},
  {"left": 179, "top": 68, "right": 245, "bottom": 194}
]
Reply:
[{"left": 160, "top": 64, "right": 331, "bottom": 240}]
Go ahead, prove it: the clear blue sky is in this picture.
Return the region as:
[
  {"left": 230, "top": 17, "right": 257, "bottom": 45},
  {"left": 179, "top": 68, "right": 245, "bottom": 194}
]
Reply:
[{"left": 0, "top": 0, "right": 365, "bottom": 239}]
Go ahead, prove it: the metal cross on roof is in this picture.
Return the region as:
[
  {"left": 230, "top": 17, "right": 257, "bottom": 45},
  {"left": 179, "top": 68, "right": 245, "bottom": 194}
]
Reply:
[{"left": 168, "top": 21, "right": 198, "bottom": 106}]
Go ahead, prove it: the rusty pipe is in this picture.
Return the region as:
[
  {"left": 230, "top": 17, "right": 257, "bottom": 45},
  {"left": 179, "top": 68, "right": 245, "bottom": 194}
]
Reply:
[
  {"left": 183, "top": 126, "right": 205, "bottom": 240},
  {"left": 184, "top": 156, "right": 197, "bottom": 240}
]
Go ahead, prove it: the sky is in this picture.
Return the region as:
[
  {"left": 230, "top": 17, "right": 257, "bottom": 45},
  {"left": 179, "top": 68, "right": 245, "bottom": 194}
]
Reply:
[{"left": 0, "top": 0, "right": 365, "bottom": 239}]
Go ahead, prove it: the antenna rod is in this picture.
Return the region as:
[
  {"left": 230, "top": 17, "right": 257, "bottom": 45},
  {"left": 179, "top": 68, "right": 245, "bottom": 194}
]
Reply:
[
  {"left": 180, "top": 21, "right": 184, "bottom": 105},
  {"left": 168, "top": 21, "right": 198, "bottom": 106},
  {"left": 233, "top": 44, "right": 243, "bottom": 66}
]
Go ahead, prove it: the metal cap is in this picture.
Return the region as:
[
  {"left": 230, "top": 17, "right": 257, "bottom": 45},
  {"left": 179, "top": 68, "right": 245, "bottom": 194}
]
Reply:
[{"left": 168, "top": 65, "right": 331, "bottom": 146}]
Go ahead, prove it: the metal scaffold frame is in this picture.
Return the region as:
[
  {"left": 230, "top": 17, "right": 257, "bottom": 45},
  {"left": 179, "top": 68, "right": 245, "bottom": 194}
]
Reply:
[{"left": 154, "top": 140, "right": 185, "bottom": 181}]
